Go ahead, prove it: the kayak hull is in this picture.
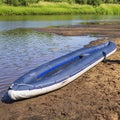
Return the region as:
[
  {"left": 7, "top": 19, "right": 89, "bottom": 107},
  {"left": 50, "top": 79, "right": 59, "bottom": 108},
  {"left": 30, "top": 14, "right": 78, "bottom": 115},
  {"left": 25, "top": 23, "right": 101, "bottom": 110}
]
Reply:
[{"left": 8, "top": 41, "right": 116, "bottom": 100}]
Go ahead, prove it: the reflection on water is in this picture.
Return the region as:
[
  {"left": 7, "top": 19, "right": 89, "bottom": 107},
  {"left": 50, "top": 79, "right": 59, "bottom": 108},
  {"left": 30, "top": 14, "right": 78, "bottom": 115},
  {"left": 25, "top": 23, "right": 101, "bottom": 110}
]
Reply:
[
  {"left": 0, "top": 21, "right": 75, "bottom": 31},
  {"left": 0, "top": 15, "right": 120, "bottom": 31},
  {"left": 0, "top": 28, "right": 99, "bottom": 97}
]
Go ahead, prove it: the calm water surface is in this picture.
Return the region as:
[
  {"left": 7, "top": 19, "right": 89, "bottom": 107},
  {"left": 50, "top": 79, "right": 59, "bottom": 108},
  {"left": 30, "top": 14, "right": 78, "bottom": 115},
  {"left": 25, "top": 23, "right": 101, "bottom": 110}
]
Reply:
[{"left": 0, "top": 15, "right": 120, "bottom": 98}]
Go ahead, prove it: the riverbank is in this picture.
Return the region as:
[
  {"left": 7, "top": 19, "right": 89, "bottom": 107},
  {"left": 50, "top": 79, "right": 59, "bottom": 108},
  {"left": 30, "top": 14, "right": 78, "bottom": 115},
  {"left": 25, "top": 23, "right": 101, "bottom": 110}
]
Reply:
[
  {"left": 0, "top": 22, "right": 120, "bottom": 120},
  {"left": 0, "top": 3, "right": 120, "bottom": 15}
]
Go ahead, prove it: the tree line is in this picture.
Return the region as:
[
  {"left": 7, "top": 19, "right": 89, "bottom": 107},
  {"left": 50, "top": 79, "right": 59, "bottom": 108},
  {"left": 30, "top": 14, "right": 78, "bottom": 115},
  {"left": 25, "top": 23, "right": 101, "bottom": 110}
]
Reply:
[{"left": 1, "top": 0, "right": 120, "bottom": 6}]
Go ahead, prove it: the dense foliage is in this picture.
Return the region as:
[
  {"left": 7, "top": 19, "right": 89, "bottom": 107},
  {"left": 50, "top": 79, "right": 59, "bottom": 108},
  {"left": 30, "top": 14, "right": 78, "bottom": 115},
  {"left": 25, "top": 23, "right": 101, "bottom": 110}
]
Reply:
[{"left": 1, "top": 0, "right": 120, "bottom": 6}]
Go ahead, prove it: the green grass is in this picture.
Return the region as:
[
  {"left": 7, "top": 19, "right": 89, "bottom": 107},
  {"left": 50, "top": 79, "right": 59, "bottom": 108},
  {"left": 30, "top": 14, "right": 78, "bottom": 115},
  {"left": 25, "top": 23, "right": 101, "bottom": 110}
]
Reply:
[
  {"left": 0, "top": 2, "right": 120, "bottom": 16},
  {"left": 96, "top": 4, "right": 120, "bottom": 15}
]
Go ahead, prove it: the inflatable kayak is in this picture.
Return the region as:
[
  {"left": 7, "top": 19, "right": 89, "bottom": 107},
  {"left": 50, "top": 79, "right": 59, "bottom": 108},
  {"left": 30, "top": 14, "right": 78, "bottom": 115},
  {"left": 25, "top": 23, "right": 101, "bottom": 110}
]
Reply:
[{"left": 8, "top": 41, "right": 116, "bottom": 100}]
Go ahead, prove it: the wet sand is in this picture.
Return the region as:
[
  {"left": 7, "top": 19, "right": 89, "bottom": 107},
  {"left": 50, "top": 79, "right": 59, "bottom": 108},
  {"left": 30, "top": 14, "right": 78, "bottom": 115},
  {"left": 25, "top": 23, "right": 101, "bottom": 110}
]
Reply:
[{"left": 0, "top": 22, "right": 120, "bottom": 120}]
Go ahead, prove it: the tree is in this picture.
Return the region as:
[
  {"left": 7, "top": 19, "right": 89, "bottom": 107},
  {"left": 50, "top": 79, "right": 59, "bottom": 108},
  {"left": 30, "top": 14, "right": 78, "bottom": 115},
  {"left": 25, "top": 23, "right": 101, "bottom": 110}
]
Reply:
[
  {"left": 104, "top": 0, "right": 113, "bottom": 3},
  {"left": 88, "top": 0, "right": 103, "bottom": 6},
  {"left": 0, "top": 0, "right": 3, "bottom": 4},
  {"left": 4, "top": 0, "right": 20, "bottom": 5},
  {"left": 11, "top": 0, "right": 20, "bottom": 6},
  {"left": 75, "top": 0, "right": 87, "bottom": 4},
  {"left": 4, "top": 0, "right": 40, "bottom": 6}
]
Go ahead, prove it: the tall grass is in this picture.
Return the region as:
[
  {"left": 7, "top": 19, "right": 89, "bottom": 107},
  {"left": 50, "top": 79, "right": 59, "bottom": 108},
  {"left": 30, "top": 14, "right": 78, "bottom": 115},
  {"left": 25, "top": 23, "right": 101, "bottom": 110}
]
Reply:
[
  {"left": 0, "top": 2, "right": 96, "bottom": 15},
  {"left": 0, "top": 2, "right": 120, "bottom": 16},
  {"left": 96, "top": 4, "right": 120, "bottom": 15}
]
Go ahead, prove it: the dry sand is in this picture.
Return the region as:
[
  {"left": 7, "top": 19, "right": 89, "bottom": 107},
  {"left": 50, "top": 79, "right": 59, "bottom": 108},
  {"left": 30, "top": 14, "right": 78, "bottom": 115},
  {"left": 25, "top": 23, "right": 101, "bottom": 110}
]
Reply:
[{"left": 0, "top": 22, "right": 120, "bottom": 120}]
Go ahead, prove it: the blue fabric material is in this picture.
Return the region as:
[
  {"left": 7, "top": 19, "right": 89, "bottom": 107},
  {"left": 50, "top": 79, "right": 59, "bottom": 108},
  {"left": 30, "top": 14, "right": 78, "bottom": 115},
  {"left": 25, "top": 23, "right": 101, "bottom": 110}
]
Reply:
[{"left": 10, "top": 41, "right": 116, "bottom": 91}]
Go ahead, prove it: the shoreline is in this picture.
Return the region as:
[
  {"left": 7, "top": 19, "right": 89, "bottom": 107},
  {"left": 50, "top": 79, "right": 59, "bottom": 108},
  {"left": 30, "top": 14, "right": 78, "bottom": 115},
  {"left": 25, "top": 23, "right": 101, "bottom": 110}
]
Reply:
[
  {"left": 0, "top": 22, "right": 120, "bottom": 120},
  {"left": 34, "top": 21, "right": 120, "bottom": 38}
]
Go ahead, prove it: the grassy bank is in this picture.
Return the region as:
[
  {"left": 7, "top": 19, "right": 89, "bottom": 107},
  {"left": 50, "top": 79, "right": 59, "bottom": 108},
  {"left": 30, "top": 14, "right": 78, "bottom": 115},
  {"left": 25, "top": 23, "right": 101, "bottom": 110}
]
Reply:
[
  {"left": 96, "top": 4, "right": 120, "bottom": 15},
  {"left": 0, "top": 2, "right": 120, "bottom": 15}
]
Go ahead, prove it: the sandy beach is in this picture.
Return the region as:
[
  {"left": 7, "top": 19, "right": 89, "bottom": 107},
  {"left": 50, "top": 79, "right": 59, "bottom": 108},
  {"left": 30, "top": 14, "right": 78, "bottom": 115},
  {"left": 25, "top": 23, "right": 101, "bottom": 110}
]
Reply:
[{"left": 0, "top": 22, "right": 120, "bottom": 120}]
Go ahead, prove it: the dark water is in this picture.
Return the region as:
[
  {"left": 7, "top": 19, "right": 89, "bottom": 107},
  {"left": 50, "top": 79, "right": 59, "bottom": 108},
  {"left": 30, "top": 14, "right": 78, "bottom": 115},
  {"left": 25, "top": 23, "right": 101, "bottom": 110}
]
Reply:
[{"left": 0, "top": 15, "right": 120, "bottom": 98}]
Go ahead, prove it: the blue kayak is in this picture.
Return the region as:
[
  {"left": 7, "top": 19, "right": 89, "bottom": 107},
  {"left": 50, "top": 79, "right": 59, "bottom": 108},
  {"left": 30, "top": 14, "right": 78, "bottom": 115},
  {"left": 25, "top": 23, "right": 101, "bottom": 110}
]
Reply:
[{"left": 8, "top": 41, "right": 116, "bottom": 100}]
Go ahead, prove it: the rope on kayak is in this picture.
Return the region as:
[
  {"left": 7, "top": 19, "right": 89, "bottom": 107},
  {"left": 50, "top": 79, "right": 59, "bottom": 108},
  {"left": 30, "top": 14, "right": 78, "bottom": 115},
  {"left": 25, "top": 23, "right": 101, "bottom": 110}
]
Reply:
[{"left": 102, "top": 51, "right": 107, "bottom": 62}]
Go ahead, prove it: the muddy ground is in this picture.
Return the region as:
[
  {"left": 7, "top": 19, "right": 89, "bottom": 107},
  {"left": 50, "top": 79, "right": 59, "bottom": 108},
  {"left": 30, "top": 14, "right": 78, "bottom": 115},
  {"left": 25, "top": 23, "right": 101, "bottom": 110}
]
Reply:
[{"left": 0, "top": 22, "right": 120, "bottom": 120}]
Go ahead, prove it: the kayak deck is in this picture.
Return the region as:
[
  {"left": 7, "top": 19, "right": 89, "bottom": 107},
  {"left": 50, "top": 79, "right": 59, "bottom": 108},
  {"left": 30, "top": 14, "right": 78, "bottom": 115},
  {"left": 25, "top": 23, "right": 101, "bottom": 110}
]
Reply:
[{"left": 8, "top": 41, "right": 117, "bottom": 100}]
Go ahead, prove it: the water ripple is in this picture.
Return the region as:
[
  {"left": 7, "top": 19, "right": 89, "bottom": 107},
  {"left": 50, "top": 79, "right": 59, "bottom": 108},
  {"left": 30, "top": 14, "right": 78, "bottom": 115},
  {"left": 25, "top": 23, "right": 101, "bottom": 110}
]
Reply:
[{"left": 0, "top": 29, "right": 100, "bottom": 98}]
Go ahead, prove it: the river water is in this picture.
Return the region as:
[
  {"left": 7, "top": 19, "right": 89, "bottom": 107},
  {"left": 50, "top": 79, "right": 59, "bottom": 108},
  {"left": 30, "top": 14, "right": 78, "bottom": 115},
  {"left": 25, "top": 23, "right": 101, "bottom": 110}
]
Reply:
[{"left": 0, "top": 15, "right": 120, "bottom": 98}]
